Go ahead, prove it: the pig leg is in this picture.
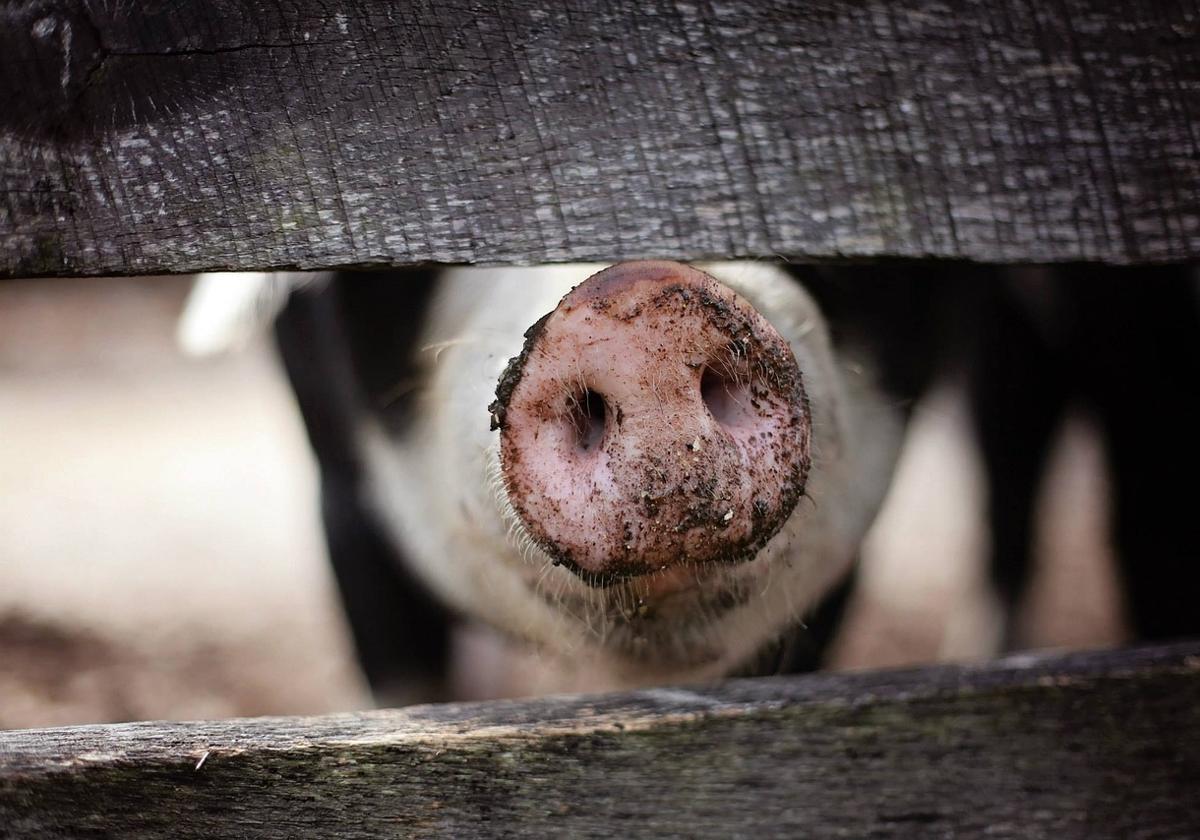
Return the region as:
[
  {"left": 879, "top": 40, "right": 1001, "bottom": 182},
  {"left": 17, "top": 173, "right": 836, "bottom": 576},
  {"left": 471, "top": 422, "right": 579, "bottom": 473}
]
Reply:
[
  {"left": 1078, "top": 266, "right": 1200, "bottom": 641},
  {"left": 770, "top": 264, "right": 976, "bottom": 666},
  {"left": 970, "top": 265, "right": 1200, "bottom": 649},
  {"left": 274, "top": 280, "right": 453, "bottom": 704},
  {"left": 967, "top": 278, "right": 1068, "bottom": 650}
]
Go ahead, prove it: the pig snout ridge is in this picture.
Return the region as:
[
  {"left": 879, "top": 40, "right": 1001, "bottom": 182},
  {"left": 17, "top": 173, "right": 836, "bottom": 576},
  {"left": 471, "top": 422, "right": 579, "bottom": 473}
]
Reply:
[{"left": 489, "top": 260, "right": 812, "bottom": 587}]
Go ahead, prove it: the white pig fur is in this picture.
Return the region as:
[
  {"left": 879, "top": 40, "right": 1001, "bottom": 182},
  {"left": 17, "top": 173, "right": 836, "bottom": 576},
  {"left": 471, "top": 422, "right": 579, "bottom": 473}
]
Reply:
[
  {"left": 371, "top": 262, "right": 903, "bottom": 690},
  {"left": 182, "top": 263, "right": 906, "bottom": 693}
]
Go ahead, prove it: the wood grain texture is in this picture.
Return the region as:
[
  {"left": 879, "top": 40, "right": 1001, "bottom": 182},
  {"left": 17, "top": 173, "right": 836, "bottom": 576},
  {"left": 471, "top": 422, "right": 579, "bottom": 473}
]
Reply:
[
  {"left": 1, "top": 0, "right": 1197, "bottom": 277},
  {"left": 2, "top": 643, "right": 1199, "bottom": 838}
]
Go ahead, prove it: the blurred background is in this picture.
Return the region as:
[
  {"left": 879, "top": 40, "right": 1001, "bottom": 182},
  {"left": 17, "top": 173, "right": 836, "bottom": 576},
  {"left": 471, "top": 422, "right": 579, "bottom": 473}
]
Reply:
[{"left": 0, "top": 276, "right": 1125, "bottom": 730}]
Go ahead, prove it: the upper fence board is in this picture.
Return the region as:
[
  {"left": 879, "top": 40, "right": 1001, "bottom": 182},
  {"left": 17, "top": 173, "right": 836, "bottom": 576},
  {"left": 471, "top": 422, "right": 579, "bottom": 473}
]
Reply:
[{"left": 1, "top": 0, "right": 1198, "bottom": 277}]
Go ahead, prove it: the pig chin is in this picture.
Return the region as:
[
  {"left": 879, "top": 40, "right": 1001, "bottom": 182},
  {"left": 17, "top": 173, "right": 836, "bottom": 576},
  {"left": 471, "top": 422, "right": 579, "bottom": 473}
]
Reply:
[
  {"left": 487, "top": 441, "right": 816, "bottom": 672},
  {"left": 482, "top": 260, "right": 821, "bottom": 670}
]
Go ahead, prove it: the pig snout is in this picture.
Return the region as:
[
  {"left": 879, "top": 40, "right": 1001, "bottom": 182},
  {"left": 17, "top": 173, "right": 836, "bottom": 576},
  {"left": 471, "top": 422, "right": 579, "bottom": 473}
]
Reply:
[{"left": 489, "top": 261, "right": 812, "bottom": 586}]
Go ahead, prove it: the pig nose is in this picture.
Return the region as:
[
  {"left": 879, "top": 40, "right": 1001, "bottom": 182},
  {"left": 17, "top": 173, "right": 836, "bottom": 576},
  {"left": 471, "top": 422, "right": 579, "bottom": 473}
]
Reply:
[{"left": 489, "top": 261, "right": 811, "bottom": 586}]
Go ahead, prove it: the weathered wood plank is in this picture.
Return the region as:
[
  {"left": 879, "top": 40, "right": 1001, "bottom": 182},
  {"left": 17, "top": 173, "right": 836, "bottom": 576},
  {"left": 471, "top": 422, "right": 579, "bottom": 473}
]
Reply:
[
  {"left": 2, "top": 643, "right": 1198, "bottom": 838},
  {"left": 1, "top": 0, "right": 1197, "bottom": 277}
]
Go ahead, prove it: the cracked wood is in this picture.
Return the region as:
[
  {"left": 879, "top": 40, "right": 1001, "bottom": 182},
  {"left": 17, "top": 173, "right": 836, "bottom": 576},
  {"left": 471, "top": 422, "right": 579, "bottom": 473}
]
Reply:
[
  {"left": 1, "top": 0, "right": 1198, "bottom": 277},
  {"left": 1, "top": 643, "right": 1199, "bottom": 837}
]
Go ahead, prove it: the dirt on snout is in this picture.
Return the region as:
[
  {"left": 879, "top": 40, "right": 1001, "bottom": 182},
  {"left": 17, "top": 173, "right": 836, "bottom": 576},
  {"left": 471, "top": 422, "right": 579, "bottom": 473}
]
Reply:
[{"left": 494, "top": 262, "right": 812, "bottom": 585}]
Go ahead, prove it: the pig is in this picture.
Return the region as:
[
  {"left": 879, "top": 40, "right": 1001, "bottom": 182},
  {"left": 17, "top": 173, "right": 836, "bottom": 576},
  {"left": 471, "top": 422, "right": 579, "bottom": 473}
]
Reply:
[
  {"left": 182, "top": 259, "right": 1200, "bottom": 704},
  {"left": 349, "top": 261, "right": 928, "bottom": 698},
  {"left": 181, "top": 260, "right": 954, "bottom": 702}
]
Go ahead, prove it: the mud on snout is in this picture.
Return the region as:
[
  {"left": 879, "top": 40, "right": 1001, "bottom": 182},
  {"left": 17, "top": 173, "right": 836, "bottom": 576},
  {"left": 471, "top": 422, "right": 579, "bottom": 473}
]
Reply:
[{"left": 487, "top": 260, "right": 812, "bottom": 628}]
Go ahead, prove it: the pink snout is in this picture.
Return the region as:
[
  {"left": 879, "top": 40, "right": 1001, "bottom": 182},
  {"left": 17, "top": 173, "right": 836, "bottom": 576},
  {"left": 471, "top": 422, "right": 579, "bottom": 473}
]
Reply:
[{"left": 489, "top": 261, "right": 811, "bottom": 586}]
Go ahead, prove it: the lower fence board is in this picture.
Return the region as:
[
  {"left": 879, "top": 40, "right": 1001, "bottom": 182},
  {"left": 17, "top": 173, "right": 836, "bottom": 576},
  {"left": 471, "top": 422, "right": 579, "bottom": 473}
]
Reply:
[{"left": 2, "top": 643, "right": 1198, "bottom": 838}]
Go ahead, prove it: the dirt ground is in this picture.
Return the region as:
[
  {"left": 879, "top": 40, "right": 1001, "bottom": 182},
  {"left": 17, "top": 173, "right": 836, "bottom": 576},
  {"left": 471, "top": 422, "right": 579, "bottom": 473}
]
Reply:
[{"left": 0, "top": 277, "right": 1125, "bottom": 730}]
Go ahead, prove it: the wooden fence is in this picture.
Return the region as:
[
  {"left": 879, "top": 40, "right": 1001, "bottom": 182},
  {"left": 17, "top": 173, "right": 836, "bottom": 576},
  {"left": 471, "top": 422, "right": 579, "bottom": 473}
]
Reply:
[
  {"left": 1, "top": 2, "right": 1198, "bottom": 836},
  {"left": 1, "top": 0, "right": 1198, "bottom": 277},
  {"left": 2, "top": 643, "right": 1199, "bottom": 838}
]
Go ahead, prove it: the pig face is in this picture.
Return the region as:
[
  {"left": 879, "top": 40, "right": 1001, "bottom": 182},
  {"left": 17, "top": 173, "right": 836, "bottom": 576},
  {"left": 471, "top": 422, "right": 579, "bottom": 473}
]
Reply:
[{"left": 359, "top": 261, "right": 906, "bottom": 686}]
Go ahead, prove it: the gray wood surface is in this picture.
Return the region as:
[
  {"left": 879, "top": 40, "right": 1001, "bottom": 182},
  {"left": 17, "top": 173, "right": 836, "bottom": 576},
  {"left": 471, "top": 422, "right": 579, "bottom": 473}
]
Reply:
[
  {"left": 1, "top": 643, "right": 1198, "bottom": 838},
  {"left": 1, "top": 0, "right": 1198, "bottom": 278}
]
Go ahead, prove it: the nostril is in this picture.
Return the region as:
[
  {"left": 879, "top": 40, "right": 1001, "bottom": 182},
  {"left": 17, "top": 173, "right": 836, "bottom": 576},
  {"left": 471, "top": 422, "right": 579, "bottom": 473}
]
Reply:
[
  {"left": 567, "top": 387, "right": 607, "bottom": 452},
  {"left": 700, "top": 364, "right": 755, "bottom": 429}
]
